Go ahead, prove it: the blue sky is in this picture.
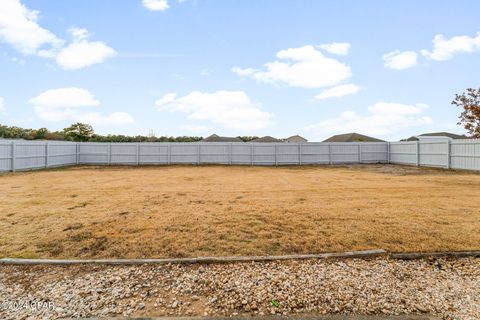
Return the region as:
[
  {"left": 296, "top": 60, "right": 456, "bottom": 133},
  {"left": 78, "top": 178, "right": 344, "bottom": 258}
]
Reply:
[{"left": 0, "top": 0, "right": 479, "bottom": 141}]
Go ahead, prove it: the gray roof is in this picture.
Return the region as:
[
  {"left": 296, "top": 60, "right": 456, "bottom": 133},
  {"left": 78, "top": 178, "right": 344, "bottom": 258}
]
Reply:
[
  {"left": 249, "top": 136, "right": 282, "bottom": 143},
  {"left": 406, "top": 132, "right": 468, "bottom": 141},
  {"left": 201, "top": 134, "right": 243, "bottom": 142},
  {"left": 323, "top": 133, "right": 385, "bottom": 143},
  {"left": 284, "top": 135, "right": 308, "bottom": 142}
]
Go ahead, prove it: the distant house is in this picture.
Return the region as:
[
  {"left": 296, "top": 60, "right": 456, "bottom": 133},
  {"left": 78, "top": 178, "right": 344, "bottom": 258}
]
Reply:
[
  {"left": 284, "top": 135, "right": 308, "bottom": 143},
  {"left": 201, "top": 134, "right": 243, "bottom": 142},
  {"left": 404, "top": 132, "right": 468, "bottom": 141},
  {"left": 249, "top": 136, "right": 282, "bottom": 143},
  {"left": 323, "top": 132, "right": 385, "bottom": 143}
]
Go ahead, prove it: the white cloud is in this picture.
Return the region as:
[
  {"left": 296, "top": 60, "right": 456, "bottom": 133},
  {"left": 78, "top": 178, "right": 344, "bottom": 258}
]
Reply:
[
  {"left": 383, "top": 50, "right": 418, "bottom": 70},
  {"left": 29, "top": 87, "right": 133, "bottom": 125},
  {"left": 0, "top": 0, "right": 63, "bottom": 55},
  {"left": 29, "top": 87, "right": 100, "bottom": 109},
  {"left": 180, "top": 124, "right": 211, "bottom": 134},
  {"left": 142, "top": 0, "right": 170, "bottom": 11},
  {"left": 0, "top": 1, "right": 115, "bottom": 69},
  {"left": 155, "top": 90, "right": 272, "bottom": 130},
  {"left": 77, "top": 112, "right": 134, "bottom": 125},
  {"left": 315, "top": 84, "right": 362, "bottom": 100},
  {"left": 232, "top": 45, "right": 352, "bottom": 89},
  {"left": 55, "top": 28, "right": 116, "bottom": 70},
  {"left": 231, "top": 66, "right": 257, "bottom": 76},
  {"left": 421, "top": 33, "right": 480, "bottom": 61},
  {"left": 318, "top": 42, "right": 351, "bottom": 56},
  {"left": 305, "top": 102, "right": 432, "bottom": 137}
]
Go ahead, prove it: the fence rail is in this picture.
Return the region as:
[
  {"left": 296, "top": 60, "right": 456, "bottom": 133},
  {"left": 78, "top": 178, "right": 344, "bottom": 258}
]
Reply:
[{"left": 0, "top": 139, "right": 479, "bottom": 172}]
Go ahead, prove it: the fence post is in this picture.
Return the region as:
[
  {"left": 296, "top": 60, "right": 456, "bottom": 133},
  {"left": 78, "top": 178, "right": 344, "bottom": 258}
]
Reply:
[
  {"left": 299, "top": 143, "right": 302, "bottom": 165},
  {"left": 275, "top": 144, "right": 278, "bottom": 166},
  {"left": 45, "top": 142, "right": 48, "bottom": 168},
  {"left": 416, "top": 141, "right": 420, "bottom": 166},
  {"left": 136, "top": 143, "right": 140, "bottom": 166},
  {"left": 76, "top": 143, "right": 79, "bottom": 165},
  {"left": 251, "top": 144, "right": 254, "bottom": 166},
  {"left": 387, "top": 142, "right": 390, "bottom": 164},
  {"left": 197, "top": 143, "right": 200, "bottom": 165},
  {"left": 446, "top": 140, "right": 451, "bottom": 169},
  {"left": 108, "top": 143, "right": 112, "bottom": 165},
  {"left": 228, "top": 143, "right": 232, "bottom": 165},
  {"left": 328, "top": 143, "right": 332, "bottom": 165},
  {"left": 358, "top": 143, "right": 362, "bottom": 164},
  {"left": 11, "top": 141, "right": 16, "bottom": 172},
  {"left": 168, "top": 144, "right": 171, "bottom": 165}
]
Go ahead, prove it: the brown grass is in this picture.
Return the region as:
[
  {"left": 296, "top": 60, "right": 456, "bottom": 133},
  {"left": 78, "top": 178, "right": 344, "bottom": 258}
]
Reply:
[{"left": 0, "top": 164, "right": 479, "bottom": 259}]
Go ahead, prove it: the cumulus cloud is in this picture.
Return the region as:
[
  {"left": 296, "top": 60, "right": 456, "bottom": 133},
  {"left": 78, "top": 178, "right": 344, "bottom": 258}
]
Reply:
[
  {"left": 55, "top": 27, "right": 116, "bottom": 70},
  {"left": 29, "top": 87, "right": 133, "bottom": 125},
  {"left": 232, "top": 45, "right": 352, "bottom": 89},
  {"left": 315, "top": 84, "right": 362, "bottom": 100},
  {"left": 155, "top": 90, "right": 272, "bottom": 130},
  {"left": 142, "top": 0, "right": 169, "bottom": 11},
  {"left": 383, "top": 50, "right": 418, "bottom": 70},
  {"left": 76, "top": 112, "right": 134, "bottom": 125},
  {"left": 0, "top": 0, "right": 63, "bottom": 55},
  {"left": 318, "top": 42, "right": 351, "bottom": 56},
  {"left": 421, "top": 33, "right": 480, "bottom": 61},
  {"left": 305, "top": 102, "right": 432, "bottom": 137},
  {"left": 0, "top": 1, "right": 115, "bottom": 70},
  {"left": 180, "top": 124, "right": 211, "bottom": 134}
]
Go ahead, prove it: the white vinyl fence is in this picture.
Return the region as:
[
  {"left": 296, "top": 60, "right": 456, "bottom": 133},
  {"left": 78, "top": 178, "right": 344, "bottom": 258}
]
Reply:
[
  {"left": 389, "top": 139, "right": 480, "bottom": 170},
  {"left": 0, "top": 140, "right": 78, "bottom": 172},
  {"left": 1, "top": 139, "right": 479, "bottom": 172},
  {"left": 0, "top": 141, "right": 387, "bottom": 172}
]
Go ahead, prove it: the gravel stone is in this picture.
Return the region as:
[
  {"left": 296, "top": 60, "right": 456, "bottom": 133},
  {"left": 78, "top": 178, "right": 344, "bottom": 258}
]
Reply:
[{"left": 0, "top": 257, "right": 478, "bottom": 319}]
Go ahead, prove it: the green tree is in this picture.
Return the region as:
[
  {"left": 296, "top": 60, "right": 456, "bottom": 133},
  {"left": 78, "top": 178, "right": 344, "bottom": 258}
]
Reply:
[
  {"left": 238, "top": 136, "right": 259, "bottom": 142},
  {"left": 452, "top": 87, "right": 480, "bottom": 138},
  {"left": 34, "top": 127, "right": 49, "bottom": 139},
  {"left": 62, "top": 123, "right": 94, "bottom": 141}
]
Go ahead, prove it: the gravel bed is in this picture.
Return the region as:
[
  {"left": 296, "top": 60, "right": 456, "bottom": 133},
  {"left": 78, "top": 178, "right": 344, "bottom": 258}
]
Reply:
[{"left": 0, "top": 257, "right": 478, "bottom": 320}]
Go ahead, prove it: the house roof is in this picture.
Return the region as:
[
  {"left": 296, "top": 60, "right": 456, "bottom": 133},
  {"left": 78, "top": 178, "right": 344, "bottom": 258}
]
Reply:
[
  {"left": 284, "top": 135, "right": 308, "bottom": 142},
  {"left": 249, "top": 136, "right": 282, "bottom": 143},
  {"left": 405, "top": 132, "right": 468, "bottom": 141},
  {"left": 323, "top": 132, "right": 385, "bottom": 143},
  {"left": 201, "top": 134, "right": 243, "bottom": 142}
]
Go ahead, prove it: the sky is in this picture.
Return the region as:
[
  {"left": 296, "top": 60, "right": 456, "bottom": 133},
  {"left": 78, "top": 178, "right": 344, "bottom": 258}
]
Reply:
[{"left": 0, "top": 0, "right": 479, "bottom": 141}]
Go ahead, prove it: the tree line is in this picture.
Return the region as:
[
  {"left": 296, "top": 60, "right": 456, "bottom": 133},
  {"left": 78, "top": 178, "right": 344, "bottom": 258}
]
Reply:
[{"left": 0, "top": 122, "right": 258, "bottom": 142}]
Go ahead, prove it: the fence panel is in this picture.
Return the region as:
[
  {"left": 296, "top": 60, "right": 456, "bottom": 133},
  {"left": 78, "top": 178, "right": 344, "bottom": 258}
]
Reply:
[
  {"left": 252, "top": 144, "right": 276, "bottom": 165},
  {"left": 0, "top": 140, "right": 77, "bottom": 171},
  {"left": 360, "top": 143, "right": 388, "bottom": 163},
  {"left": 199, "top": 143, "right": 229, "bottom": 164},
  {"left": 331, "top": 143, "right": 361, "bottom": 163},
  {"left": 231, "top": 144, "right": 251, "bottom": 164},
  {"left": 0, "top": 141, "right": 13, "bottom": 172},
  {"left": 389, "top": 141, "right": 417, "bottom": 165},
  {"left": 278, "top": 144, "right": 300, "bottom": 164},
  {"left": 419, "top": 140, "right": 448, "bottom": 168},
  {"left": 79, "top": 142, "right": 109, "bottom": 164},
  {"left": 139, "top": 143, "right": 169, "bottom": 164},
  {"left": 170, "top": 144, "right": 197, "bottom": 164},
  {"left": 110, "top": 143, "right": 137, "bottom": 165},
  {"left": 450, "top": 139, "right": 480, "bottom": 171},
  {"left": 46, "top": 142, "right": 77, "bottom": 167},
  {"left": 300, "top": 143, "right": 330, "bottom": 164}
]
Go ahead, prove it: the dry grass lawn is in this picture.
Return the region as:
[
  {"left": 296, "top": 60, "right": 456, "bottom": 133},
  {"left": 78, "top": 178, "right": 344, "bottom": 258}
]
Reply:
[{"left": 0, "top": 164, "right": 479, "bottom": 259}]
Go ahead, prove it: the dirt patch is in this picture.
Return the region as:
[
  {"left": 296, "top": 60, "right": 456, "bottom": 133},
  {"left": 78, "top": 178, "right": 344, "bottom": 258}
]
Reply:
[{"left": 0, "top": 164, "right": 479, "bottom": 258}]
